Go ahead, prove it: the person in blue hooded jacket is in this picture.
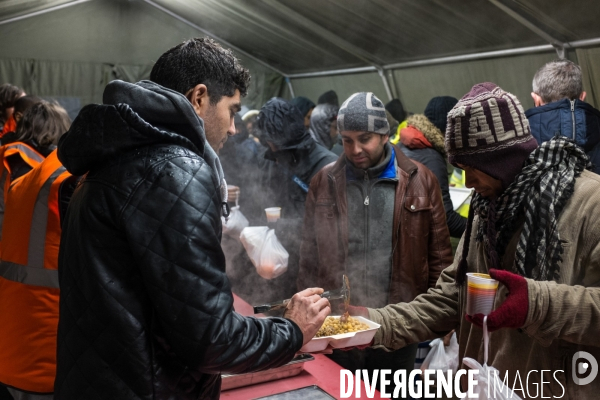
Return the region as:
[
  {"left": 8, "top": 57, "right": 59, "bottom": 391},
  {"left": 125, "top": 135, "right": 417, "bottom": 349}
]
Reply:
[{"left": 525, "top": 59, "right": 600, "bottom": 174}]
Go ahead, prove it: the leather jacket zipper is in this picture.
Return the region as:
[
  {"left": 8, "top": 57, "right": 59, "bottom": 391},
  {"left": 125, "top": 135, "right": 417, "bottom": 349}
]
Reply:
[
  {"left": 364, "top": 173, "right": 370, "bottom": 289},
  {"left": 364, "top": 171, "right": 370, "bottom": 205}
]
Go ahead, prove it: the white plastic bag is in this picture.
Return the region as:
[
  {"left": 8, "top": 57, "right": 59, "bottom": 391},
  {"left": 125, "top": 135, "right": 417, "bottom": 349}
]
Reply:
[
  {"left": 240, "top": 226, "right": 268, "bottom": 266},
  {"left": 257, "top": 229, "right": 288, "bottom": 279},
  {"left": 420, "top": 333, "right": 459, "bottom": 374},
  {"left": 240, "top": 227, "right": 289, "bottom": 280},
  {"left": 461, "top": 316, "right": 523, "bottom": 400},
  {"left": 221, "top": 206, "right": 249, "bottom": 238},
  {"left": 462, "top": 358, "right": 523, "bottom": 400}
]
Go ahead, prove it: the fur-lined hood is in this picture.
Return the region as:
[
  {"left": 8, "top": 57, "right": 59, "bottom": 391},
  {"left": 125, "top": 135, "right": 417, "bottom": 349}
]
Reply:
[{"left": 403, "top": 114, "right": 447, "bottom": 158}]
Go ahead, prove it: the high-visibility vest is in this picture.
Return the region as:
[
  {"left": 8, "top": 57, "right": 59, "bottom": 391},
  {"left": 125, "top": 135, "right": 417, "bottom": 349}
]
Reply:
[
  {"left": 0, "top": 142, "right": 45, "bottom": 244},
  {"left": 0, "top": 150, "right": 71, "bottom": 393},
  {"left": 390, "top": 120, "right": 408, "bottom": 145},
  {"left": 1, "top": 115, "right": 16, "bottom": 137}
]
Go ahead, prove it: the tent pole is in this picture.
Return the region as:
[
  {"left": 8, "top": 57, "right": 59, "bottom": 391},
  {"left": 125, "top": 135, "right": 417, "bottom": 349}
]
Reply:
[
  {"left": 285, "top": 77, "right": 296, "bottom": 98},
  {"left": 384, "top": 44, "right": 554, "bottom": 70},
  {"left": 488, "top": 0, "right": 566, "bottom": 58},
  {"left": 377, "top": 69, "right": 393, "bottom": 101},
  {"left": 288, "top": 66, "right": 377, "bottom": 79},
  {"left": 570, "top": 37, "right": 600, "bottom": 48},
  {"left": 387, "top": 70, "right": 400, "bottom": 101},
  {"left": 288, "top": 43, "right": 557, "bottom": 78},
  {"left": 0, "top": 0, "right": 94, "bottom": 26},
  {"left": 142, "top": 0, "right": 288, "bottom": 77}
]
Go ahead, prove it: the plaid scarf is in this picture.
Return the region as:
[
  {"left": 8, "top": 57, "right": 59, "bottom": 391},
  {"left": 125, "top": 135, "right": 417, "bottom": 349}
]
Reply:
[{"left": 465, "top": 136, "right": 590, "bottom": 282}]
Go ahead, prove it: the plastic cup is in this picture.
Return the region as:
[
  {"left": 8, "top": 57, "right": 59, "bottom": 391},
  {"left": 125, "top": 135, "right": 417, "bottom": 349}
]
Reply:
[
  {"left": 466, "top": 273, "right": 499, "bottom": 316},
  {"left": 227, "top": 185, "right": 240, "bottom": 206},
  {"left": 265, "top": 207, "right": 281, "bottom": 223}
]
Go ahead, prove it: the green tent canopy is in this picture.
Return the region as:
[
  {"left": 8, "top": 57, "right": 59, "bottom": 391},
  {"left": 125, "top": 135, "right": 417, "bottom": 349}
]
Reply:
[{"left": 1, "top": 0, "right": 599, "bottom": 112}]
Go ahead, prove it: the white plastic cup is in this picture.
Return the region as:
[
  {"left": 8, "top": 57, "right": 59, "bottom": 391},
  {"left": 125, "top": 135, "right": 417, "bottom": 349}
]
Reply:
[
  {"left": 466, "top": 273, "right": 499, "bottom": 316},
  {"left": 265, "top": 207, "right": 281, "bottom": 223},
  {"left": 227, "top": 185, "right": 240, "bottom": 206}
]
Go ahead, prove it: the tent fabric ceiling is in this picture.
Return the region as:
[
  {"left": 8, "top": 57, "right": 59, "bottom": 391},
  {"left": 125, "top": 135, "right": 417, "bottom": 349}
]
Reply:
[
  {"left": 0, "top": 0, "right": 287, "bottom": 108},
  {"left": 0, "top": 0, "right": 75, "bottom": 22},
  {"left": 1, "top": 0, "right": 599, "bottom": 76},
  {"left": 1, "top": 0, "right": 599, "bottom": 111}
]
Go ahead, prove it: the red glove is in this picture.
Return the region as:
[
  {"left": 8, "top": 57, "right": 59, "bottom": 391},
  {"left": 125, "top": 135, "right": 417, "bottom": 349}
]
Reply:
[{"left": 466, "top": 269, "right": 529, "bottom": 332}]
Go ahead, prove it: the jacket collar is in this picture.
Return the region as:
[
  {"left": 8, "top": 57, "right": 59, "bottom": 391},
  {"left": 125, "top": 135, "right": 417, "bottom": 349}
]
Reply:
[
  {"left": 346, "top": 143, "right": 395, "bottom": 180},
  {"left": 329, "top": 143, "right": 417, "bottom": 180},
  {"left": 525, "top": 98, "right": 600, "bottom": 118}
]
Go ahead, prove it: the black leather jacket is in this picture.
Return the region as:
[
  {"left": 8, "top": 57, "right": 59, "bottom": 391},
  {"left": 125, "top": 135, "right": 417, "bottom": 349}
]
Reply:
[{"left": 55, "top": 81, "right": 302, "bottom": 399}]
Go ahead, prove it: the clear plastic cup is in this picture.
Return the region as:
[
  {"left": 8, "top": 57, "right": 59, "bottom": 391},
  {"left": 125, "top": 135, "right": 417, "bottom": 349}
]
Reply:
[
  {"left": 265, "top": 207, "right": 281, "bottom": 223},
  {"left": 466, "top": 273, "right": 499, "bottom": 316}
]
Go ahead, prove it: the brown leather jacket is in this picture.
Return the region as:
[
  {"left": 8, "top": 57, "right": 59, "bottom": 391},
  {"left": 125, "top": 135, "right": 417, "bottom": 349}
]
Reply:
[{"left": 298, "top": 145, "right": 453, "bottom": 304}]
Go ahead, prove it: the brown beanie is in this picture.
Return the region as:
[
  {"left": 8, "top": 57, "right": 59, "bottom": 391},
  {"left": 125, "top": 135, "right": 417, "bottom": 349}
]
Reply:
[{"left": 445, "top": 82, "right": 538, "bottom": 189}]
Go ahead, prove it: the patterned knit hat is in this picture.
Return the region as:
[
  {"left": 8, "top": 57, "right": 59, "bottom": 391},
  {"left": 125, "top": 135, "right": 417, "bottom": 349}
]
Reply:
[
  {"left": 338, "top": 92, "right": 389, "bottom": 135},
  {"left": 445, "top": 82, "right": 538, "bottom": 189}
]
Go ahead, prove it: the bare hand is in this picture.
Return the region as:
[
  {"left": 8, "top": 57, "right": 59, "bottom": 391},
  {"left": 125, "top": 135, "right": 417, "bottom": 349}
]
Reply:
[
  {"left": 227, "top": 185, "right": 240, "bottom": 203},
  {"left": 284, "top": 287, "right": 331, "bottom": 346}
]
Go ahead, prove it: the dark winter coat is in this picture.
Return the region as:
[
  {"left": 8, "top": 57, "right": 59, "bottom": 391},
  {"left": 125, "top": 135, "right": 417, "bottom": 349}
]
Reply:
[
  {"left": 308, "top": 104, "right": 338, "bottom": 150},
  {"left": 526, "top": 99, "right": 600, "bottom": 174},
  {"left": 54, "top": 80, "right": 303, "bottom": 400},
  {"left": 255, "top": 98, "right": 338, "bottom": 300},
  {"left": 398, "top": 114, "right": 467, "bottom": 238},
  {"left": 219, "top": 122, "right": 264, "bottom": 224}
]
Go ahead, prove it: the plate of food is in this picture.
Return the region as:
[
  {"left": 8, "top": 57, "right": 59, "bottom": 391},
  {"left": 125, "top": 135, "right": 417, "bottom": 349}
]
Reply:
[{"left": 299, "top": 314, "right": 380, "bottom": 353}]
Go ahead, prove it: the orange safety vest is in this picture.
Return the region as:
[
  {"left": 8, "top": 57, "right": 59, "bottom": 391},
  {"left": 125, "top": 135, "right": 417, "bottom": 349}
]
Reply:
[
  {"left": 0, "top": 142, "right": 45, "bottom": 252},
  {"left": 0, "top": 150, "right": 71, "bottom": 393},
  {"left": 0, "top": 115, "right": 16, "bottom": 137}
]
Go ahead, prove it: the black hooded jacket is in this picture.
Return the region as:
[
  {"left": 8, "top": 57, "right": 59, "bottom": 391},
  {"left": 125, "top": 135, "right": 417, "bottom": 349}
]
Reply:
[
  {"left": 254, "top": 98, "right": 337, "bottom": 300},
  {"left": 219, "top": 115, "right": 264, "bottom": 224},
  {"left": 257, "top": 98, "right": 337, "bottom": 221},
  {"left": 54, "top": 81, "right": 302, "bottom": 400}
]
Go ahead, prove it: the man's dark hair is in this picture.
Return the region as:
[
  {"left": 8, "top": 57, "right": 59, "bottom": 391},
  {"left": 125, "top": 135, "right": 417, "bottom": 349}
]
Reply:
[
  {"left": 385, "top": 99, "right": 407, "bottom": 123},
  {"left": 150, "top": 37, "right": 250, "bottom": 105},
  {"left": 14, "top": 95, "right": 43, "bottom": 115},
  {"left": 15, "top": 101, "right": 71, "bottom": 149},
  {"left": 0, "top": 83, "right": 25, "bottom": 110},
  {"left": 317, "top": 90, "right": 338, "bottom": 107}
]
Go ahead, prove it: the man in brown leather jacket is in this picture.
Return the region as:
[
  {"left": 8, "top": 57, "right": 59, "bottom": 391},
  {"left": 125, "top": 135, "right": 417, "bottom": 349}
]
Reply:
[{"left": 298, "top": 92, "right": 452, "bottom": 394}]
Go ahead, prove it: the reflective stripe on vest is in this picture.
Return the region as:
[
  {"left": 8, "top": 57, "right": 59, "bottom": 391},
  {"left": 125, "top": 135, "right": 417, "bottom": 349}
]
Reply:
[
  {"left": 0, "top": 261, "right": 58, "bottom": 288},
  {"left": 0, "top": 163, "right": 65, "bottom": 288},
  {"left": 3, "top": 142, "right": 45, "bottom": 169},
  {"left": 1, "top": 150, "right": 69, "bottom": 280},
  {"left": 0, "top": 143, "right": 45, "bottom": 245},
  {"left": 0, "top": 150, "right": 69, "bottom": 392}
]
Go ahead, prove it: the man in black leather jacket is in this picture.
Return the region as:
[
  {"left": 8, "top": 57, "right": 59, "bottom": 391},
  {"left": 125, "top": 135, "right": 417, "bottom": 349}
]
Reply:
[{"left": 54, "top": 38, "right": 330, "bottom": 400}]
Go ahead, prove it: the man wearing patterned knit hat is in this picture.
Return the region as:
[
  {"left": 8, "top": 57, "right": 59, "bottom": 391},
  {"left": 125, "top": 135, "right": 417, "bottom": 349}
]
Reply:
[
  {"left": 357, "top": 82, "right": 600, "bottom": 398},
  {"left": 298, "top": 92, "right": 453, "bottom": 392}
]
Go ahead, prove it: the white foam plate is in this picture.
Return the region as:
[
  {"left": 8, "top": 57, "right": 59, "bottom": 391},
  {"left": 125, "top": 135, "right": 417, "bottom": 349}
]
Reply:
[{"left": 299, "top": 316, "right": 380, "bottom": 353}]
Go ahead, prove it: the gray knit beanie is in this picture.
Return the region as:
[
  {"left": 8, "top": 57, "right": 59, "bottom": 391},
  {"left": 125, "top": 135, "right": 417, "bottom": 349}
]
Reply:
[{"left": 337, "top": 92, "right": 389, "bottom": 135}]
